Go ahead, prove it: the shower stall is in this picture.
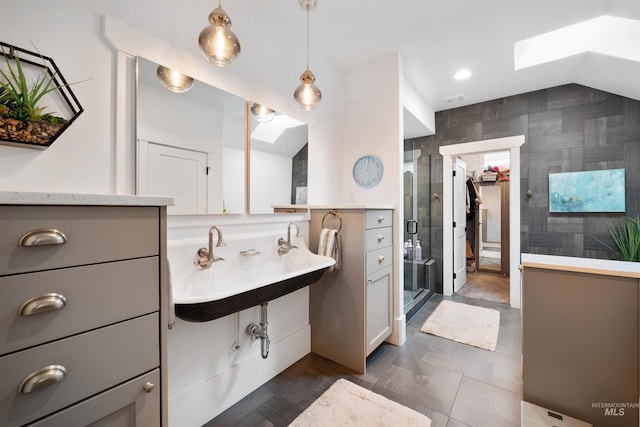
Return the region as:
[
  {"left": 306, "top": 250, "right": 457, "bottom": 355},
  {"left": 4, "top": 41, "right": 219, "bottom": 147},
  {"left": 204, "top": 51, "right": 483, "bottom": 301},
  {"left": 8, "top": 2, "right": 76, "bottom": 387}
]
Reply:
[{"left": 403, "top": 140, "right": 436, "bottom": 318}]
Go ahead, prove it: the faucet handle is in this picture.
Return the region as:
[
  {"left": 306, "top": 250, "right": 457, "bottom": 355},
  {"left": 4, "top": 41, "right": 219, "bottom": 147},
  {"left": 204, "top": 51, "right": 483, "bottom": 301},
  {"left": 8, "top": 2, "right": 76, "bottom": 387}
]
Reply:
[{"left": 277, "top": 237, "right": 286, "bottom": 246}]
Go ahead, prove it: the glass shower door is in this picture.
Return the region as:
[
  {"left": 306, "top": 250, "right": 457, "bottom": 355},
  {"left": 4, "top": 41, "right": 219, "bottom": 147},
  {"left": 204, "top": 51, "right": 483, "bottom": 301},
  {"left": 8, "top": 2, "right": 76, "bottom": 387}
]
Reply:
[{"left": 403, "top": 141, "right": 433, "bottom": 312}]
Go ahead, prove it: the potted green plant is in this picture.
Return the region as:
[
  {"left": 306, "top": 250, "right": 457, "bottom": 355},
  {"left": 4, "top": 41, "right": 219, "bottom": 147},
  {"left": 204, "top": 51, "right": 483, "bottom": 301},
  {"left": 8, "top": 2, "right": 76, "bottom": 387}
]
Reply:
[
  {"left": 0, "top": 42, "right": 83, "bottom": 148},
  {"left": 609, "top": 215, "right": 640, "bottom": 262}
]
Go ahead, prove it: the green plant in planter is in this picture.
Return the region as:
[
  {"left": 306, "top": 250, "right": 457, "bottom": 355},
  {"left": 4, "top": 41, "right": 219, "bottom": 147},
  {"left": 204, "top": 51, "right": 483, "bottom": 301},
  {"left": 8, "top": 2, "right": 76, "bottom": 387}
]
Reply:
[
  {"left": 0, "top": 46, "right": 68, "bottom": 124},
  {"left": 609, "top": 215, "right": 640, "bottom": 262},
  {"left": 0, "top": 86, "right": 11, "bottom": 113}
]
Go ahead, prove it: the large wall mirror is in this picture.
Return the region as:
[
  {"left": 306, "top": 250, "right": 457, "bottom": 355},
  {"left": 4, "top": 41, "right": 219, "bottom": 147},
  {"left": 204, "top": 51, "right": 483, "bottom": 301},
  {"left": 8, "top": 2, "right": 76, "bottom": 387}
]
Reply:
[
  {"left": 136, "top": 56, "right": 245, "bottom": 215},
  {"left": 249, "top": 103, "right": 308, "bottom": 214},
  {"left": 135, "top": 57, "right": 309, "bottom": 215}
]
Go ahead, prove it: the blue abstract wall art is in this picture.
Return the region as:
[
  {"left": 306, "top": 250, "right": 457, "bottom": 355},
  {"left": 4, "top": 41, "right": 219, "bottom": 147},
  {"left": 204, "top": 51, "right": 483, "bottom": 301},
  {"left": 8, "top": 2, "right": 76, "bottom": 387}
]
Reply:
[{"left": 549, "top": 169, "right": 625, "bottom": 213}]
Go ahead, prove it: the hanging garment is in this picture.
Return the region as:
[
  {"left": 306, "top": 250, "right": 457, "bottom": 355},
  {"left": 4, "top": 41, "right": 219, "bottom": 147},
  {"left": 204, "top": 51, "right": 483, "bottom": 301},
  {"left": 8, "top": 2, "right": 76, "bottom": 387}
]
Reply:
[{"left": 466, "top": 177, "right": 478, "bottom": 222}]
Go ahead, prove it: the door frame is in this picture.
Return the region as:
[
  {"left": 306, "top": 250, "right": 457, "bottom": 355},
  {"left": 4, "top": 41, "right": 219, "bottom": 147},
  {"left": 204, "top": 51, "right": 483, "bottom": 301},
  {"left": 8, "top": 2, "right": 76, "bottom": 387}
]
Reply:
[
  {"left": 453, "top": 157, "right": 467, "bottom": 293},
  {"left": 440, "top": 135, "right": 525, "bottom": 309}
]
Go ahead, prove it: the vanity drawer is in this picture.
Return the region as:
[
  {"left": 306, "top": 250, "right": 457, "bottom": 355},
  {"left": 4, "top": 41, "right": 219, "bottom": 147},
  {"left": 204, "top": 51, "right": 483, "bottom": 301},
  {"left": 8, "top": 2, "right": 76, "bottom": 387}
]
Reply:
[
  {"left": 0, "top": 313, "right": 159, "bottom": 427},
  {"left": 365, "top": 209, "right": 392, "bottom": 229},
  {"left": 27, "top": 369, "right": 160, "bottom": 427},
  {"left": 366, "top": 246, "right": 393, "bottom": 275},
  {"left": 0, "top": 257, "right": 159, "bottom": 356},
  {"left": 365, "top": 227, "right": 392, "bottom": 251},
  {"left": 0, "top": 205, "right": 159, "bottom": 276}
]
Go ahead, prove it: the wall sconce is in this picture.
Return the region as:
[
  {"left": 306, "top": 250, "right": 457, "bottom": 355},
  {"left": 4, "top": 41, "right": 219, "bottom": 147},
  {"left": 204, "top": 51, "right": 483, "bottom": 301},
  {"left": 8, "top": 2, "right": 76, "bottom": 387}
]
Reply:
[
  {"left": 293, "top": 0, "right": 321, "bottom": 110},
  {"left": 198, "top": 1, "right": 241, "bottom": 67},
  {"left": 250, "top": 102, "right": 276, "bottom": 123},
  {"left": 156, "top": 65, "right": 194, "bottom": 93}
]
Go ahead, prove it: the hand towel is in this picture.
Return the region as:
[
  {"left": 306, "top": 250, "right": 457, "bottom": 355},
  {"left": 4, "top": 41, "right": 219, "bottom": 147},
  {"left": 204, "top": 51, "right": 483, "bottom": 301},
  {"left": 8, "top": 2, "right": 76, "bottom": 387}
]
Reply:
[{"left": 318, "top": 228, "right": 341, "bottom": 271}]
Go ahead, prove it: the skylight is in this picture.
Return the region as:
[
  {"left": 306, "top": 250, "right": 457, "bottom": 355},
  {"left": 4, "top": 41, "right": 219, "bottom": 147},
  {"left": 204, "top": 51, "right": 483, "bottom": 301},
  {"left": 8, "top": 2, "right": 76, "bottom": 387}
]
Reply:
[
  {"left": 514, "top": 15, "right": 640, "bottom": 70},
  {"left": 251, "top": 114, "right": 306, "bottom": 144}
]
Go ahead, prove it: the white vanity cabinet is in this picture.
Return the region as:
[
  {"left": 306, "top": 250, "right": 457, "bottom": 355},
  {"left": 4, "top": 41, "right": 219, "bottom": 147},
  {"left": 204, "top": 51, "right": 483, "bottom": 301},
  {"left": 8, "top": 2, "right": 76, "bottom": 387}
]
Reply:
[
  {"left": 309, "top": 207, "right": 394, "bottom": 374},
  {"left": 0, "top": 196, "right": 169, "bottom": 427}
]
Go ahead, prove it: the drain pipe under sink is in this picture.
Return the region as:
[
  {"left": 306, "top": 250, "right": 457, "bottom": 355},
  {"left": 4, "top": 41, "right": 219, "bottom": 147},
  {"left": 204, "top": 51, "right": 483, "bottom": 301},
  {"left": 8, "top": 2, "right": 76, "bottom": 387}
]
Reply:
[{"left": 246, "top": 302, "right": 270, "bottom": 359}]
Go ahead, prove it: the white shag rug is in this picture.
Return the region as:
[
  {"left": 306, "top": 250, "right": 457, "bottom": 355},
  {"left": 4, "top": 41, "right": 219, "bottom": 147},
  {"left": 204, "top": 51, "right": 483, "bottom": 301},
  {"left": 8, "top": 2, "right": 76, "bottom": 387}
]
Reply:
[
  {"left": 288, "top": 379, "right": 431, "bottom": 427},
  {"left": 421, "top": 300, "right": 500, "bottom": 351}
]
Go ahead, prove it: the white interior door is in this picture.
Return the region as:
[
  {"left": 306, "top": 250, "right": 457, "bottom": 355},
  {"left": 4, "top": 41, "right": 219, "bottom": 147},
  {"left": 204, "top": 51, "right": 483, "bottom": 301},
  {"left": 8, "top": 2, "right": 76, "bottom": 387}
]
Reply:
[
  {"left": 138, "top": 140, "right": 208, "bottom": 215},
  {"left": 453, "top": 158, "right": 467, "bottom": 292}
]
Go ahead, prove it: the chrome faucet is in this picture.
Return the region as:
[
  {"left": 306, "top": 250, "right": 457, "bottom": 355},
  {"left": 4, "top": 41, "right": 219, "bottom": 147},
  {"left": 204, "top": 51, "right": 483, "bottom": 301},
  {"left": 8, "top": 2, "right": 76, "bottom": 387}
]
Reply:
[
  {"left": 277, "top": 222, "right": 300, "bottom": 255},
  {"left": 194, "top": 225, "right": 227, "bottom": 270}
]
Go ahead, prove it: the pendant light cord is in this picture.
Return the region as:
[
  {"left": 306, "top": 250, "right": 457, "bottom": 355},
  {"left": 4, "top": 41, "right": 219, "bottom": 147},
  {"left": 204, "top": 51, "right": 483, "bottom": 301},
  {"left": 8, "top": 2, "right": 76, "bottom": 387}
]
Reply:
[{"left": 306, "top": 6, "right": 310, "bottom": 69}]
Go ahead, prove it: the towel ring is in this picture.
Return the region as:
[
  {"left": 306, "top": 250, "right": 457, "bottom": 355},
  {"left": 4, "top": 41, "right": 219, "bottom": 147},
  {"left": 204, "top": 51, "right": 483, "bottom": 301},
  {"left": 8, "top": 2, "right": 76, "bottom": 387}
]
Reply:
[{"left": 321, "top": 209, "right": 343, "bottom": 233}]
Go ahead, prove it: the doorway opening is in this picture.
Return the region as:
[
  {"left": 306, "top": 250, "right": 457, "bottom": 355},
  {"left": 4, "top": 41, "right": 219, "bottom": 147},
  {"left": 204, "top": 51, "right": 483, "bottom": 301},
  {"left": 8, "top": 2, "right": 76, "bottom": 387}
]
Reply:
[
  {"left": 459, "top": 150, "right": 510, "bottom": 304},
  {"left": 440, "top": 135, "right": 525, "bottom": 309}
]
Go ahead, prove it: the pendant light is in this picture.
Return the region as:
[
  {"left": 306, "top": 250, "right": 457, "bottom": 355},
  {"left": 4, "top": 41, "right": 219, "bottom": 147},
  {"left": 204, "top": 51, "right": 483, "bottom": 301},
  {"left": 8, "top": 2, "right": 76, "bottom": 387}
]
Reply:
[
  {"left": 156, "top": 65, "right": 194, "bottom": 93},
  {"left": 198, "top": 1, "right": 241, "bottom": 67},
  {"left": 250, "top": 102, "right": 276, "bottom": 123},
  {"left": 293, "top": 0, "right": 321, "bottom": 110}
]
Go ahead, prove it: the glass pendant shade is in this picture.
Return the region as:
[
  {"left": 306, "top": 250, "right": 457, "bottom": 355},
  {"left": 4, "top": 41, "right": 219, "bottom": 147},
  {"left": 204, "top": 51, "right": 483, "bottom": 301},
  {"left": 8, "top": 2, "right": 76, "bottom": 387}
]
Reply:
[
  {"left": 198, "top": 4, "right": 241, "bottom": 67},
  {"left": 156, "top": 65, "right": 194, "bottom": 93},
  {"left": 250, "top": 102, "right": 276, "bottom": 123},
  {"left": 294, "top": 69, "right": 321, "bottom": 110},
  {"left": 293, "top": 0, "right": 321, "bottom": 110}
]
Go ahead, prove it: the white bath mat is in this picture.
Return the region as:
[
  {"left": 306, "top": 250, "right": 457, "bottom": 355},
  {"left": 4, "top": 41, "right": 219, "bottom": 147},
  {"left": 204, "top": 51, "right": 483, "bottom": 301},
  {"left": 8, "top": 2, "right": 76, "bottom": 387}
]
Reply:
[
  {"left": 421, "top": 300, "right": 500, "bottom": 351},
  {"left": 288, "top": 379, "right": 431, "bottom": 427}
]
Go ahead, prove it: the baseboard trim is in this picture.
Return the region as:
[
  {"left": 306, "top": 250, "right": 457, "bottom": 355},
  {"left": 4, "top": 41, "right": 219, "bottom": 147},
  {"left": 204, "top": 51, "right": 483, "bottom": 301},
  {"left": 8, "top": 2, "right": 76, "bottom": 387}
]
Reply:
[{"left": 386, "top": 314, "right": 406, "bottom": 346}]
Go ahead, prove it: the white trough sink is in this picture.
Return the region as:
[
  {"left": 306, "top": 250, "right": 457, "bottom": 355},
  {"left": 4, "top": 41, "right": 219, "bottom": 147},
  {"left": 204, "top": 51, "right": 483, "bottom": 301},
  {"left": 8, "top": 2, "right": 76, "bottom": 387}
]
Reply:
[{"left": 168, "top": 232, "right": 335, "bottom": 322}]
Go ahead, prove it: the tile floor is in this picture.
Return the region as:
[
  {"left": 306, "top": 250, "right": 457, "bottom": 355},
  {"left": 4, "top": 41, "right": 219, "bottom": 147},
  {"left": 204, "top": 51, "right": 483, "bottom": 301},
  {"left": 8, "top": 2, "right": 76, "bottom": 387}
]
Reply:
[{"left": 205, "top": 293, "right": 522, "bottom": 427}]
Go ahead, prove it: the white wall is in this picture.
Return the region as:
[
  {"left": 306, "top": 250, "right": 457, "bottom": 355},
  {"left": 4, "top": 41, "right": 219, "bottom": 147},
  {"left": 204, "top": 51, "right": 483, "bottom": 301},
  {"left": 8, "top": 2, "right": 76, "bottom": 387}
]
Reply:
[
  {"left": 0, "top": 3, "right": 115, "bottom": 193},
  {"left": 137, "top": 80, "right": 224, "bottom": 153},
  {"left": 222, "top": 146, "right": 245, "bottom": 214},
  {"left": 250, "top": 149, "right": 292, "bottom": 213},
  {"left": 342, "top": 53, "right": 406, "bottom": 346}
]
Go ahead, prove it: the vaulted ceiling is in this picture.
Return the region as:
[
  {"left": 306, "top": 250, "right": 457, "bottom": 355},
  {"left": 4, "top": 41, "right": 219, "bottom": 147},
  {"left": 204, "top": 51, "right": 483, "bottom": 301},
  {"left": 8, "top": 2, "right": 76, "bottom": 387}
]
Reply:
[{"left": 113, "top": 0, "right": 640, "bottom": 114}]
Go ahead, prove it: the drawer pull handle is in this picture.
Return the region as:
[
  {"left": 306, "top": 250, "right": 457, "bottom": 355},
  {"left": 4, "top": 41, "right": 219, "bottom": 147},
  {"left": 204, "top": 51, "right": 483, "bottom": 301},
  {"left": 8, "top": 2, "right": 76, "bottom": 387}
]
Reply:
[
  {"left": 18, "top": 229, "right": 67, "bottom": 246},
  {"left": 18, "top": 365, "right": 67, "bottom": 394},
  {"left": 377, "top": 234, "right": 384, "bottom": 242},
  {"left": 19, "top": 293, "right": 67, "bottom": 316},
  {"left": 378, "top": 255, "right": 385, "bottom": 263},
  {"left": 143, "top": 382, "right": 155, "bottom": 393},
  {"left": 377, "top": 216, "right": 384, "bottom": 223}
]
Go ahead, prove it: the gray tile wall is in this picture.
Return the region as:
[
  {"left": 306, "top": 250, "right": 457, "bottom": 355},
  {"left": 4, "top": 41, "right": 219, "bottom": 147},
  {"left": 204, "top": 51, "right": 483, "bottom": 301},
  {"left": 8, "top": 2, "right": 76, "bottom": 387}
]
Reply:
[{"left": 409, "top": 84, "right": 640, "bottom": 293}]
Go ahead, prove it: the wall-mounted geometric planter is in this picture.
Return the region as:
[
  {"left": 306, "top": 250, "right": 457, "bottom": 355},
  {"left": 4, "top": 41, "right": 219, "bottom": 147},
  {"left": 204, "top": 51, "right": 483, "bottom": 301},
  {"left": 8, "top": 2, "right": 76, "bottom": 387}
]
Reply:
[{"left": 0, "top": 41, "right": 83, "bottom": 150}]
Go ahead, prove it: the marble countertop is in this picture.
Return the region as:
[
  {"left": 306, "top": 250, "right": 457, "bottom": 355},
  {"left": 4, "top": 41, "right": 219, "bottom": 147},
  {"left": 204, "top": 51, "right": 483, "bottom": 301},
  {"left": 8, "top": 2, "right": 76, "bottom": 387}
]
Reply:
[
  {"left": 521, "top": 253, "right": 640, "bottom": 279},
  {"left": 0, "top": 191, "right": 174, "bottom": 207}
]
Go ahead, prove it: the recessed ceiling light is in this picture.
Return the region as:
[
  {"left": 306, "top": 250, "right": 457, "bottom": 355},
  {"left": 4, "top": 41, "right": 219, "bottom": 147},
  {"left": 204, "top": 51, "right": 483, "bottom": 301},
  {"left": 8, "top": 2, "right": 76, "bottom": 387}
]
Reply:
[{"left": 454, "top": 69, "right": 472, "bottom": 80}]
